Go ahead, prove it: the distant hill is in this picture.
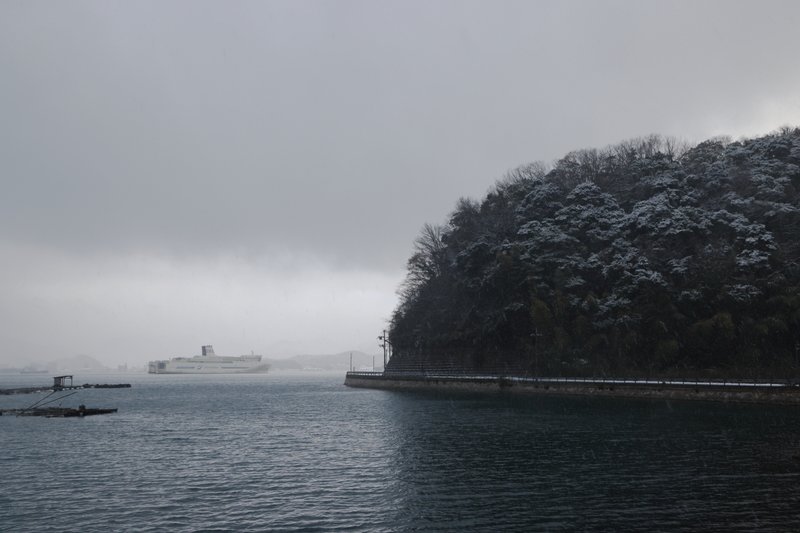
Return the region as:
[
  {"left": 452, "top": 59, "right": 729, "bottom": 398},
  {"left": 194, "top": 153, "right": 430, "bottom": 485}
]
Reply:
[
  {"left": 45, "top": 354, "right": 111, "bottom": 373},
  {"left": 265, "top": 351, "right": 381, "bottom": 371},
  {"left": 389, "top": 129, "right": 800, "bottom": 378}
]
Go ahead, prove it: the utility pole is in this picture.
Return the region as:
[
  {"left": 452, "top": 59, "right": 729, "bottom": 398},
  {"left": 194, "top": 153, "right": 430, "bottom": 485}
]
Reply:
[
  {"left": 795, "top": 342, "right": 799, "bottom": 382},
  {"left": 530, "top": 328, "right": 543, "bottom": 379},
  {"left": 378, "top": 330, "right": 391, "bottom": 370}
]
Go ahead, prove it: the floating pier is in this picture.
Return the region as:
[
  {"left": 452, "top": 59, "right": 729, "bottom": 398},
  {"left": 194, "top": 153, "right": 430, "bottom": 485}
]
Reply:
[
  {"left": 0, "top": 375, "right": 131, "bottom": 395},
  {"left": 0, "top": 375, "right": 127, "bottom": 417},
  {"left": 0, "top": 406, "right": 118, "bottom": 417}
]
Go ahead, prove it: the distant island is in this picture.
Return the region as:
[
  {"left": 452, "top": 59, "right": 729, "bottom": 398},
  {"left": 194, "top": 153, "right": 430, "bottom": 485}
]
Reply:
[
  {"left": 387, "top": 128, "right": 800, "bottom": 380},
  {"left": 1, "top": 354, "right": 118, "bottom": 374}
]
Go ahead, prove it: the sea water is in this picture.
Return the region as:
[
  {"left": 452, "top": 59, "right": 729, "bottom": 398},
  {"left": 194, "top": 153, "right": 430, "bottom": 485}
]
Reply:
[{"left": 1, "top": 371, "right": 800, "bottom": 532}]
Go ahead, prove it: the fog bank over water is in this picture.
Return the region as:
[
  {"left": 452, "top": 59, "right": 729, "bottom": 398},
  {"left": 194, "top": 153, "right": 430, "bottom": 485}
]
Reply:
[
  {"left": 0, "top": 243, "right": 399, "bottom": 366},
  {"left": 2, "top": 1, "right": 800, "bottom": 366}
]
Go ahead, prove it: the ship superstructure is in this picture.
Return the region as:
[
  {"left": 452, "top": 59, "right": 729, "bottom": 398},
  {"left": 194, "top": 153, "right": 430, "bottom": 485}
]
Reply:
[{"left": 148, "top": 345, "right": 270, "bottom": 374}]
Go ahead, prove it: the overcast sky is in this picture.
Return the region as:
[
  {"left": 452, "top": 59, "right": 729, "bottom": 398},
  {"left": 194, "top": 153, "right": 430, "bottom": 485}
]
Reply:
[{"left": 2, "top": 0, "right": 800, "bottom": 367}]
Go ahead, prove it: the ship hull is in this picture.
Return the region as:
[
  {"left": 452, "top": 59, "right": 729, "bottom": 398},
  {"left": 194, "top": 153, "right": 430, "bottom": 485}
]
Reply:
[{"left": 149, "top": 363, "right": 270, "bottom": 374}]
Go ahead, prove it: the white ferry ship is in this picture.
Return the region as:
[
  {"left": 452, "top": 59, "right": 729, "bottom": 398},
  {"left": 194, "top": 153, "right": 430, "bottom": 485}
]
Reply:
[{"left": 148, "top": 345, "right": 270, "bottom": 374}]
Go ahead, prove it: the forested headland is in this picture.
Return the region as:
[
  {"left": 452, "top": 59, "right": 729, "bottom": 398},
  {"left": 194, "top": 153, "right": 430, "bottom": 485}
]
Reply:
[{"left": 388, "top": 128, "right": 800, "bottom": 379}]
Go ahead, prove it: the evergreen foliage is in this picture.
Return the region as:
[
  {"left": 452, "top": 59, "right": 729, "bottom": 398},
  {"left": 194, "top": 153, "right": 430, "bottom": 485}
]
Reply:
[{"left": 388, "top": 129, "right": 800, "bottom": 378}]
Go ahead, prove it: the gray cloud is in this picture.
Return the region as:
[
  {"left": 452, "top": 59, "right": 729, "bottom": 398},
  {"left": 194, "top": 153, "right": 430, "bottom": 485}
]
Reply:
[{"left": 2, "top": 0, "right": 800, "bottom": 365}]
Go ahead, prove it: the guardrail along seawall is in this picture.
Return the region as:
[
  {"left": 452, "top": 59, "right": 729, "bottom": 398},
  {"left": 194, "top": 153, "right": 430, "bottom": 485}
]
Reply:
[{"left": 344, "top": 372, "right": 800, "bottom": 404}]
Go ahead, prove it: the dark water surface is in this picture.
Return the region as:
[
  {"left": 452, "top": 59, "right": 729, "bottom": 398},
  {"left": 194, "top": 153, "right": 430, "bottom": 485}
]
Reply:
[{"left": 2, "top": 372, "right": 800, "bottom": 532}]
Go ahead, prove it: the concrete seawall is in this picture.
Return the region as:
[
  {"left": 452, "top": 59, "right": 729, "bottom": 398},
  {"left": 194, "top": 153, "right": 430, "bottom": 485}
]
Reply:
[{"left": 344, "top": 372, "right": 800, "bottom": 405}]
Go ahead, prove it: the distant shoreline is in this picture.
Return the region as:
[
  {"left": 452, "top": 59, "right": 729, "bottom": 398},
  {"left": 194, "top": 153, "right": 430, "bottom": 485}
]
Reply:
[{"left": 344, "top": 372, "right": 800, "bottom": 405}]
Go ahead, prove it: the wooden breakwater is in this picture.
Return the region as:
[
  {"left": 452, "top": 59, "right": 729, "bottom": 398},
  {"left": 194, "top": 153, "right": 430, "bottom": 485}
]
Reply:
[{"left": 344, "top": 372, "right": 800, "bottom": 405}]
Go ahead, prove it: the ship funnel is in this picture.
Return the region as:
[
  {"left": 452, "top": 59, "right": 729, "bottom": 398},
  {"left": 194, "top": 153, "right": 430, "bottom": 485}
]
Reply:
[{"left": 202, "top": 345, "right": 215, "bottom": 356}]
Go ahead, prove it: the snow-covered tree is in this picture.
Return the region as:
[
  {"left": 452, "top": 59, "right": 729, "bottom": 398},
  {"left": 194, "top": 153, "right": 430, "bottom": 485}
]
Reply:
[{"left": 389, "top": 128, "right": 800, "bottom": 378}]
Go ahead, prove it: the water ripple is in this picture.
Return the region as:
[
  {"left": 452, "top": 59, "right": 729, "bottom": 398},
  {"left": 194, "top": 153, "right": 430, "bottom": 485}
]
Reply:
[{"left": 2, "top": 373, "right": 800, "bottom": 531}]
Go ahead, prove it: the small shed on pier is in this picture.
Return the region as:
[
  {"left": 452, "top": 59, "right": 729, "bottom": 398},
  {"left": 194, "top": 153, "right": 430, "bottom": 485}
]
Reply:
[{"left": 53, "top": 375, "right": 73, "bottom": 389}]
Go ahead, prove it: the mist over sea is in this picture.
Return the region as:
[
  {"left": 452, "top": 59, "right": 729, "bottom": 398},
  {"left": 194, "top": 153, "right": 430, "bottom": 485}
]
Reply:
[{"left": 2, "top": 372, "right": 800, "bottom": 531}]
